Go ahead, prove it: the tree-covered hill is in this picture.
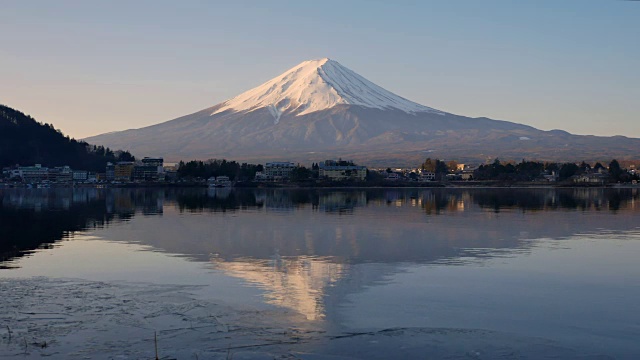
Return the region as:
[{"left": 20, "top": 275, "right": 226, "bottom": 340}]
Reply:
[{"left": 0, "top": 104, "right": 134, "bottom": 171}]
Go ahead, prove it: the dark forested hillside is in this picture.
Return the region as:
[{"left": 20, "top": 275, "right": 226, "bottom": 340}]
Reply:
[{"left": 0, "top": 104, "right": 134, "bottom": 171}]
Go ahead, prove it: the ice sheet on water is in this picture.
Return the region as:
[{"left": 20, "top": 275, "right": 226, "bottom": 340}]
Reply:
[
  {"left": 0, "top": 277, "right": 319, "bottom": 359},
  {"left": 0, "top": 277, "right": 616, "bottom": 359}
]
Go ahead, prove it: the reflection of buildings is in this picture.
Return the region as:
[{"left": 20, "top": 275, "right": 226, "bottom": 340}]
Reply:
[
  {"left": 207, "top": 187, "right": 231, "bottom": 200},
  {"left": 212, "top": 255, "right": 345, "bottom": 320},
  {"left": 253, "top": 190, "right": 296, "bottom": 211},
  {"left": 1, "top": 188, "right": 103, "bottom": 210},
  {"left": 0, "top": 188, "right": 165, "bottom": 215},
  {"left": 0, "top": 188, "right": 166, "bottom": 264},
  {"left": 105, "top": 189, "right": 164, "bottom": 215},
  {"left": 318, "top": 191, "right": 367, "bottom": 213}
]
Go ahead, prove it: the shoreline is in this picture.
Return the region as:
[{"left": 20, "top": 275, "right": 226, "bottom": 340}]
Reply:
[{"left": 1, "top": 182, "right": 638, "bottom": 190}]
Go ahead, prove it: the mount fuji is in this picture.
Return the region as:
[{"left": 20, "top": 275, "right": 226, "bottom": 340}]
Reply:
[{"left": 86, "top": 58, "right": 639, "bottom": 165}]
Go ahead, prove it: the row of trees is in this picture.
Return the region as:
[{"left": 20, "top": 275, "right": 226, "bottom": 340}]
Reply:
[
  {"left": 178, "top": 157, "right": 638, "bottom": 184},
  {"left": 420, "top": 158, "right": 451, "bottom": 175},
  {"left": 176, "top": 161, "right": 359, "bottom": 183},
  {"left": 176, "top": 159, "right": 263, "bottom": 181},
  {"left": 474, "top": 159, "right": 637, "bottom": 182},
  {"left": 420, "top": 157, "right": 638, "bottom": 183}
]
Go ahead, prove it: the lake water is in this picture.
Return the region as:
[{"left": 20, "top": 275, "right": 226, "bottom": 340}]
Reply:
[{"left": 1, "top": 187, "right": 639, "bottom": 359}]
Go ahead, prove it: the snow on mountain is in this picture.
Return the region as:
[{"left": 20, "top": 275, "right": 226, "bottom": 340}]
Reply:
[{"left": 212, "top": 58, "right": 444, "bottom": 119}]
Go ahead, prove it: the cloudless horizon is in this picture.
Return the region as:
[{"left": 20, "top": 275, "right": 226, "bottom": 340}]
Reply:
[{"left": 1, "top": 0, "right": 638, "bottom": 139}]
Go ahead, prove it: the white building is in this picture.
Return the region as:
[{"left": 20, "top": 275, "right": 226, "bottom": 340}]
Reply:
[
  {"left": 73, "top": 170, "right": 89, "bottom": 181},
  {"left": 19, "top": 164, "right": 49, "bottom": 183},
  {"left": 385, "top": 172, "right": 401, "bottom": 181},
  {"left": 419, "top": 171, "right": 436, "bottom": 182},
  {"left": 254, "top": 171, "right": 268, "bottom": 181},
  {"left": 49, "top": 166, "right": 73, "bottom": 183},
  {"left": 265, "top": 162, "right": 296, "bottom": 179},
  {"left": 319, "top": 160, "right": 367, "bottom": 181}
]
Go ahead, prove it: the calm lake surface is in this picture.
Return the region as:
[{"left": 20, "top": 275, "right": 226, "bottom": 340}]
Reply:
[{"left": 1, "top": 187, "right": 639, "bottom": 359}]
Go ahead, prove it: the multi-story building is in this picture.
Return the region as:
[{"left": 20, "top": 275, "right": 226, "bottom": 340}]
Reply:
[
  {"left": 49, "top": 166, "right": 73, "bottom": 183},
  {"left": 114, "top": 162, "right": 135, "bottom": 182},
  {"left": 106, "top": 163, "right": 115, "bottom": 181},
  {"left": 265, "top": 162, "right": 296, "bottom": 179},
  {"left": 133, "top": 157, "right": 165, "bottom": 182},
  {"left": 19, "top": 164, "right": 49, "bottom": 183},
  {"left": 133, "top": 165, "right": 160, "bottom": 181},
  {"left": 318, "top": 160, "right": 367, "bottom": 181},
  {"left": 141, "top": 157, "right": 163, "bottom": 167},
  {"left": 73, "top": 170, "right": 89, "bottom": 182}
]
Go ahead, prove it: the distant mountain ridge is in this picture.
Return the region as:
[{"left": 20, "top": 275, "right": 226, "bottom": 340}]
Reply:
[
  {"left": 85, "top": 59, "right": 640, "bottom": 165},
  {"left": 0, "top": 104, "right": 134, "bottom": 171}
]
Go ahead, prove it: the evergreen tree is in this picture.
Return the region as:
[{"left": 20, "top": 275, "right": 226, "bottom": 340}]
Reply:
[{"left": 609, "top": 159, "right": 623, "bottom": 182}]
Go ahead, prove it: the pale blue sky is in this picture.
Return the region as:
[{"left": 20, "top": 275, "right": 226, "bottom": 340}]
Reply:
[{"left": 1, "top": 0, "right": 638, "bottom": 138}]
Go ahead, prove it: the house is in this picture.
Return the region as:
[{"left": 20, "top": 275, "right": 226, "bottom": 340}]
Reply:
[
  {"left": 574, "top": 173, "right": 608, "bottom": 185},
  {"left": 385, "top": 172, "right": 401, "bottom": 181},
  {"left": 543, "top": 171, "right": 559, "bottom": 182},
  {"left": 318, "top": 160, "right": 367, "bottom": 181},
  {"left": 460, "top": 170, "right": 474, "bottom": 181},
  {"left": 254, "top": 171, "right": 269, "bottom": 181},
  {"left": 419, "top": 170, "right": 436, "bottom": 182}
]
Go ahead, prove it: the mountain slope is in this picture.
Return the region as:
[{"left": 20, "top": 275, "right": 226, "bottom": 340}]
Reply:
[
  {"left": 0, "top": 104, "right": 134, "bottom": 171},
  {"left": 85, "top": 59, "right": 640, "bottom": 165}
]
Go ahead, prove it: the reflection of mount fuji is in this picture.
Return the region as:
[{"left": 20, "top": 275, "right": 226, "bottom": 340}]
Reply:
[
  {"left": 2, "top": 188, "right": 639, "bottom": 318},
  {"left": 157, "top": 188, "right": 640, "bottom": 319},
  {"left": 212, "top": 256, "right": 345, "bottom": 320}
]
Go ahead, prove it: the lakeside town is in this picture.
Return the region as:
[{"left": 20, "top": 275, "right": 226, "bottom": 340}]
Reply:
[{"left": 2, "top": 156, "right": 639, "bottom": 188}]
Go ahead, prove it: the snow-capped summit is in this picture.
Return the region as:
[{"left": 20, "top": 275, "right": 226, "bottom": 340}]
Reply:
[{"left": 212, "top": 58, "right": 443, "bottom": 119}]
